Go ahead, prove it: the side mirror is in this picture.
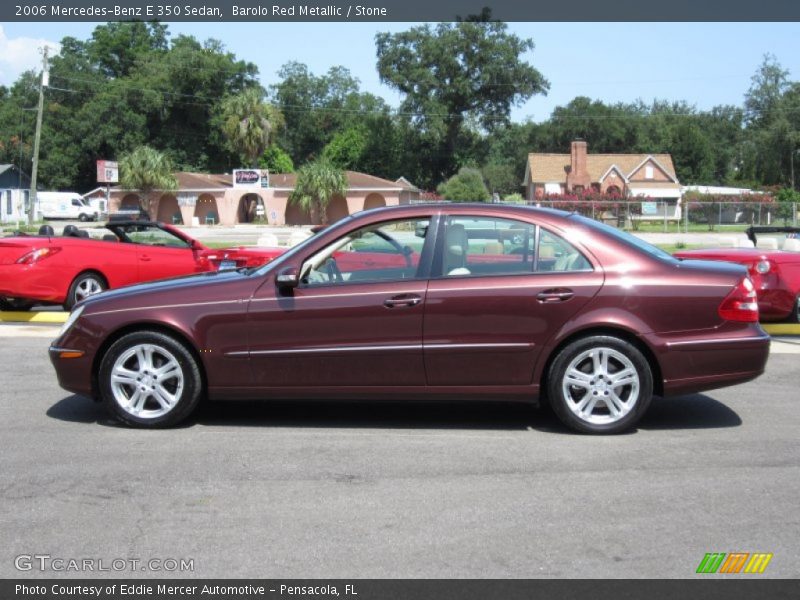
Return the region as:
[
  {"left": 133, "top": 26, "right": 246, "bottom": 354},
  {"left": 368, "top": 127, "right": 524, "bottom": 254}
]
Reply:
[{"left": 275, "top": 266, "right": 299, "bottom": 289}]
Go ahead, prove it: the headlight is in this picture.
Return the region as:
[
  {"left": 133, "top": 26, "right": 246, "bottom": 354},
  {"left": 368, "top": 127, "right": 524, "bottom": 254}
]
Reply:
[
  {"left": 58, "top": 305, "right": 84, "bottom": 337},
  {"left": 755, "top": 260, "right": 771, "bottom": 274}
]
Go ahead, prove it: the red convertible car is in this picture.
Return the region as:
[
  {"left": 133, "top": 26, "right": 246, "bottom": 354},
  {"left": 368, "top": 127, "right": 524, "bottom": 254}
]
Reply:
[
  {"left": 50, "top": 204, "right": 769, "bottom": 434},
  {"left": 674, "top": 226, "right": 800, "bottom": 322},
  {"left": 0, "top": 221, "right": 282, "bottom": 311}
]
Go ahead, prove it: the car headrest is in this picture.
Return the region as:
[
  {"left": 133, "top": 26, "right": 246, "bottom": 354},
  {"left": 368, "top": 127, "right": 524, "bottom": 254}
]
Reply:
[
  {"left": 76, "top": 230, "right": 89, "bottom": 238},
  {"left": 62, "top": 225, "right": 79, "bottom": 237},
  {"left": 38, "top": 224, "right": 54, "bottom": 236},
  {"left": 102, "top": 234, "right": 118, "bottom": 242}
]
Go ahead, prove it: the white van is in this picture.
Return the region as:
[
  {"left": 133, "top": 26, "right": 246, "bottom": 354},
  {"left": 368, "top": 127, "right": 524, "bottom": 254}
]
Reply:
[{"left": 38, "top": 192, "right": 99, "bottom": 222}]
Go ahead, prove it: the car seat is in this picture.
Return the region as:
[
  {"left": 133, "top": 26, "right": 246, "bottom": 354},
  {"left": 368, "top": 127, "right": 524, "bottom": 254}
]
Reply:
[
  {"left": 444, "top": 223, "right": 470, "bottom": 276},
  {"left": 63, "top": 225, "right": 80, "bottom": 237},
  {"left": 38, "top": 224, "right": 54, "bottom": 236}
]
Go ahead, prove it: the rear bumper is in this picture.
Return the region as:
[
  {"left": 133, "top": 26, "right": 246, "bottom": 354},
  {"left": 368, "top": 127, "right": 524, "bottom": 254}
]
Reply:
[
  {"left": 757, "top": 288, "right": 796, "bottom": 321},
  {"left": 0, "top": 264, "right": 65, "bottom": 303},
  {"left": 653, "top": 329, "right": 770, "bottom": 396}
]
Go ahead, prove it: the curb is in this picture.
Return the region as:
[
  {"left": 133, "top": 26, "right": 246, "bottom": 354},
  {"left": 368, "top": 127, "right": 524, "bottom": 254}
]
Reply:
[
  {"left": 0, "top": 311, "right": 68, "bottom": 323},
  {"left": 762, "top": 323, "right": 800, "bottom": 336}
]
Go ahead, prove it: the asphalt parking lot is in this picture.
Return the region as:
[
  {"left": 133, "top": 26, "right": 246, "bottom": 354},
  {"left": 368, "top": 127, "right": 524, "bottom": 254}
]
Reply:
[{"left": 1, "top": 327, "right": 798, "bottom": 579}]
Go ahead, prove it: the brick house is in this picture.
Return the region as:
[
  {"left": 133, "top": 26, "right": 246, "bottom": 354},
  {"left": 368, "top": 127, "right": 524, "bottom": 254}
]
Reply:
[
  {"left": 106, "top": 171, "right": 420, "bottom": 227},
  {"left": 523, "top": 140, "right": 682, "bottom": 206}
]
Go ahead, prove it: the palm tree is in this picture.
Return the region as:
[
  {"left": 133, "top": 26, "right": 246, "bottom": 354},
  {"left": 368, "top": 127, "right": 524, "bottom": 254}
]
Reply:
[
  {"left": 119, "top": 146, "right": 178, "bottom": 217},
  {"left": 220, "top": 88, "right": 284, "bottom": 167},
  {"left": 289, "top": 159, "right": 348, "bottom": 225}
]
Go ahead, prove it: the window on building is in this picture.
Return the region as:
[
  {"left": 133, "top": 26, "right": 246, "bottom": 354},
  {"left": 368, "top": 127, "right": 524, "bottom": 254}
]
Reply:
[
  {"left": 4, "top": 191, "right": 11, "bottom": 215},
  {"left": 645, "top": 165, "right": 654, "bottom": 179}
]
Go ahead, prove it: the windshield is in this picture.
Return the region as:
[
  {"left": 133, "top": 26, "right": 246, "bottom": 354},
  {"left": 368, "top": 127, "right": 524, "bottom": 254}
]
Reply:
[{"left": 571, "top": 214, "right": 677, "bottom": 262}]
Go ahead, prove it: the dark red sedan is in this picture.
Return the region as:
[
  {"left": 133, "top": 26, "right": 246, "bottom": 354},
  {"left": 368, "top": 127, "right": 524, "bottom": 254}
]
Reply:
[{"left": 49, "top": 204, "right": 769, "bottom": 434}]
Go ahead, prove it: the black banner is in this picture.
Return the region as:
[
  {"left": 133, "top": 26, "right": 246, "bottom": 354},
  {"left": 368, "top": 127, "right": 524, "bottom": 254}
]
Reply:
[
  {"left": 3, "top": 0, "right": 800, "bottom": 22},
  {"left": 3, "top": 580, "right": 800, "bottom": 600}
]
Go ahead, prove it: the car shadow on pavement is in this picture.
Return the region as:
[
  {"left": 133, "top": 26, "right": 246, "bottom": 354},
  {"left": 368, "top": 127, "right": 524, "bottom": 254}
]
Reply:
[
  {"left": 638, "top": 395, "right": 742, "bottom": 430},
  {"left": 46, "top": 393, "right": 741, "bottom": 432},
  {"left": 46, "top": 395, "right": 120, "bottom": 427}
]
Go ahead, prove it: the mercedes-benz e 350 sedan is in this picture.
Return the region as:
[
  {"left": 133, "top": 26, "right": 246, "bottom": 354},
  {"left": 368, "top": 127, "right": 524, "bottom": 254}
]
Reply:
[{"left": 50, "top": 204, "right": 770, "bottom": 434}]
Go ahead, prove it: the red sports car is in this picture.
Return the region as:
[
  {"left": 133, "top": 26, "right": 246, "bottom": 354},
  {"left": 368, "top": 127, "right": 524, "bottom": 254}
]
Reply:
[
  {"left": 50, "top": 204, "right": 769, "bottom": 434},
  {"left": 674, "top": 226, "right": 800, "bottom": 322},
  {"left": 0, "top": 221, "right": 282, "bottom": 311}
]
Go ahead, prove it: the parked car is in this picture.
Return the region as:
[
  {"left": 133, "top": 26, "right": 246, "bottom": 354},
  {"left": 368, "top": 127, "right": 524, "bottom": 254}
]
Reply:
[
  {"left": 0, "top": 221, "right": 282, "bottom": 311},
  {"left": 49, "top": 204, "right": 769, "bottom": 434},
  {"left": 674, "top": 226, "right": 800, "bottom": 322}
]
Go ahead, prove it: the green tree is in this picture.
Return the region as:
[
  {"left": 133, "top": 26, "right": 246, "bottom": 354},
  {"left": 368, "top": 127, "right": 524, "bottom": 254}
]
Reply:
[
  {"left": 259, "top": 145, "right": 294, "bottom": 173},
  {"left": 119, "top": 145, "right": 178, "bottom": 215},
  {"left": 289, "top": 159, "right": 348, "bottom": 225},
  {"left": 743, "top": 55, "right": 797, "bottom": 187},
  {"left": 321, "top": 126, "right": 369, "bottom": 169},
  {"left": 437, "top": 167, "right": 490, "bottom": 201},
  {"left": 376, "top": 17, "right": 549, "bottom": 187},
  {"left": 271, "top": 62, "right": 395, "bottom": 168},
  {"left": 219, "top": 88, "right": 284, "bottom": 167}
]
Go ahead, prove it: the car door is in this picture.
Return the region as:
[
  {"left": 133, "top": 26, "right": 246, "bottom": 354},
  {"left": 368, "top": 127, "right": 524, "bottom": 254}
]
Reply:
[
  {"left": 247, "top": 215, "right": 436, "bottom": 387},
  {"left": 124, "top": 224, "right": 201, "bottom": 281},
  {"left": 423, "top": 215, "right": 604, "bottom": 386}
]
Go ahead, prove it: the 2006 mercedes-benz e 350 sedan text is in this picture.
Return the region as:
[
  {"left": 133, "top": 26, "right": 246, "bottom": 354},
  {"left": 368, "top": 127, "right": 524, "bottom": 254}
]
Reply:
[{"left": 50, "top": 204, "right": 769, "bottom": 434}]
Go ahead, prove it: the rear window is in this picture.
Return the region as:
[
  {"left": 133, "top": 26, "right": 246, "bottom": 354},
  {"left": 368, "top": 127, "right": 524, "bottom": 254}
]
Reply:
[{"left": 572, "top": 215, "right": 677, "bottom": 262}]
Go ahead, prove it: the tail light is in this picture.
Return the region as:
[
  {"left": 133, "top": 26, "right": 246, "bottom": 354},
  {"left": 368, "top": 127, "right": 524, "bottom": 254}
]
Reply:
[
  {"left": 749, "top": 259, "right": 772, "bottom": 276},
  {"left": 15, "top": 247, "right": 61, "bottom": 265},
  {"left": 718, "top": 277, "right": 759, "bottom": 322}
]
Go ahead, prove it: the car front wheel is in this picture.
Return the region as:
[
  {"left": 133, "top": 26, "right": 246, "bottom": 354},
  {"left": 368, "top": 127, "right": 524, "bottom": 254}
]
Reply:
[
  {"left": 99, "top": 331, "right": 203, "bottom": 428},
  {"left": 547, "top": 335, "right": 653, "bottom": 434}
]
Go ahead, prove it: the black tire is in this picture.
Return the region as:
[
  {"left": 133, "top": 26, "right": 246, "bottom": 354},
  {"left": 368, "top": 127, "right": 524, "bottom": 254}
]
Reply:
[
  {"left": 78, "top": 213, "right": 88, "bottom": 222},
  {"left": 0, "top": 297, "right": 34, "bottom": 311},
  {"left": 546, "top": 335, "right": 653, "bottom": 434},
  {"left": 98, "top": 331, "right": 203, "bottom": 428},
  {"left": 791, "top": 295, "right": 800, "bottom": 324},
  {"left": 64, "top": 271, "right": 107, "bottom": 310}
]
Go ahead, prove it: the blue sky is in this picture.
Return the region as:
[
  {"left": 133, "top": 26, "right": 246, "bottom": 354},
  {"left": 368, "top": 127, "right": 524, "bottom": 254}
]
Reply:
[{"left": 2, "top": 22, "right": 799, "bottom": 122}]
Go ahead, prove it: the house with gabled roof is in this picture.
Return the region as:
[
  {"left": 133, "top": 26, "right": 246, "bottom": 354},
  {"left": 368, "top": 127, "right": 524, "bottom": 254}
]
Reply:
[{"left": 523, "top": 140, "right": 682, "bottom": 204}]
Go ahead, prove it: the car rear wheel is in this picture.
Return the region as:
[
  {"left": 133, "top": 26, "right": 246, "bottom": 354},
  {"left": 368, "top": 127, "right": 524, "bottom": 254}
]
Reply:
[
  {"left": 792, "top": 295, "right": 800, "bottom": 323},
  {"left": 547, "top": 335, "right": 653, "bottom": 434},
  {"left": 64, "top": 272, "right": 107, "bottom": 309},
  {"left": 99, "top": 331, "right": 202, "bottom": 428},
  {"left": 0, "top": 297, "right": 34, "bottom": 311}
]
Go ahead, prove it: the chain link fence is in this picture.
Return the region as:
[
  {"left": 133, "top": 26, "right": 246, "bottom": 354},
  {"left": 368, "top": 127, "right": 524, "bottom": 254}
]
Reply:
[{"left": 493, "top": 199, "right": 799, "bottom": 232}]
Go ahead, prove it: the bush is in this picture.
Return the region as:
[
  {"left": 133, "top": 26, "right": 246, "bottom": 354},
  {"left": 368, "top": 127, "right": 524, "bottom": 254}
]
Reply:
[{"left": 437, "top": 167, "right": 490, "bottom": 202}]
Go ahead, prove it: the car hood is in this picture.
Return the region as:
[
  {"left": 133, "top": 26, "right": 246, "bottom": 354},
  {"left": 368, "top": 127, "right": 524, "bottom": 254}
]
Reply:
[{"left": 79, "top": 268, "right": 253, "bottom": 312}]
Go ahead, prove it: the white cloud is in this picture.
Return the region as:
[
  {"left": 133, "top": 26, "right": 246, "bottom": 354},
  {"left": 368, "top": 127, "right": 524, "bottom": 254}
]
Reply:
[{"left": 0, "top": 25, "right": 60, "bottom": 86}]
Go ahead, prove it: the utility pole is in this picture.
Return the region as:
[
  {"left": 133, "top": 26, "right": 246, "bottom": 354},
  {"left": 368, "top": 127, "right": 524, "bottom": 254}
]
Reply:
[{"left": 28, "top": 46, "right": 48, "bottom": 223}]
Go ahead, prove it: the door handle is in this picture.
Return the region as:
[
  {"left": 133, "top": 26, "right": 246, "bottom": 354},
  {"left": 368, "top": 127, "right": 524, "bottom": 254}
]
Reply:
[
  {"left": 536, "top": 288, "right": 574, "bottom": 303},
  {"left": 140, "top": 255, "right": 152, "bottom": 262},
  {"left": 384, "top": 294, "right": 422, "bottom": 308}
]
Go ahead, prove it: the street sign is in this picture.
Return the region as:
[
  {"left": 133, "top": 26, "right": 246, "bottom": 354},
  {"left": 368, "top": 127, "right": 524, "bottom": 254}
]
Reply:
[
  {"left": 233, "top": 169, "right": 269, "bottom": 188},
  {"left": 97, "top": 160, "right": 119, "bottom": 184}
]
